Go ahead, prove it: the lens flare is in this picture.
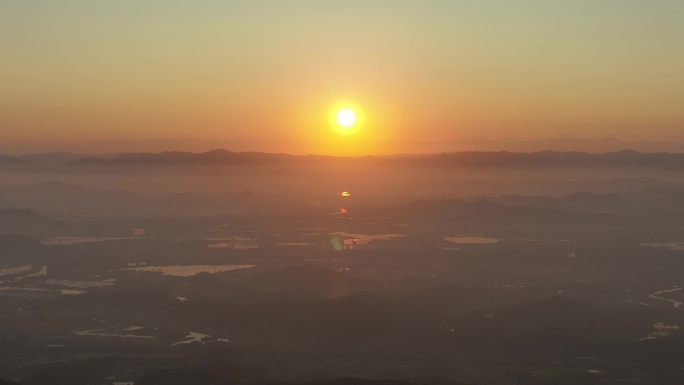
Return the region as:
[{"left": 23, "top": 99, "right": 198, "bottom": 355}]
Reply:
[{"left": 330, "top": 235, "right": 344, "bottom": 251}]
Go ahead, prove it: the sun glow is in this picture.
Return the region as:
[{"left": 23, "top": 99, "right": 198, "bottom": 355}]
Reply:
[
  {"left": 337, "top": 109, "right": 356, "bottom": 128},
  {"left": 299, "top": 98, "right": 386, "bottom": 155}
]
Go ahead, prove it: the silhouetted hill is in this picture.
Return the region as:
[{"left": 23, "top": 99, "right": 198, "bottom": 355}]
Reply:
[
  {"left": 0, "top": 208, "right": 49, "bottom": 224},
  {"left": 626, "top": 186, "right": 684, "bottom": 202},
  {"left": 0, "top": 234, "right": 47, "bottom": 267},
  {"left": 558, "top": 191, "right": 628, "bottom": 211},
  {"left": 0, "top": 234, "right": 43, "bottom": 252},
  {"left": 0, "top": 209, "right": 54, "bottom": 240}
]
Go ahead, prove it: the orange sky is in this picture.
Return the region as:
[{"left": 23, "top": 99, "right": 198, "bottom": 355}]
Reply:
[{"left": 1, "top": 1, "right": 683, "bottom": 155}]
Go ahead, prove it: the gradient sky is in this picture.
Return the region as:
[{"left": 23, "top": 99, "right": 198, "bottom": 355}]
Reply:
[{"left": 2, "top": 1, "right": 683, "bottom": 155}]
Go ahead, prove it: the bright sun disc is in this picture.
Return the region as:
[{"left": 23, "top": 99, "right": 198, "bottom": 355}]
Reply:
[{"left": 336, "top": 109, "right": 356, "bottom": 128}]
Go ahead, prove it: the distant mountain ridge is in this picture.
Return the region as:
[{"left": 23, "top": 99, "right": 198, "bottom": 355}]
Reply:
[{"left": 4, "top": 149, "right": 684, "bottom": 168}]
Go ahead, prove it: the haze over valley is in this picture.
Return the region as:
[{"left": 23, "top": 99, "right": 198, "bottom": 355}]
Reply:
[{"left": 2, "top": 150, "right": 684, "bottom": 384}]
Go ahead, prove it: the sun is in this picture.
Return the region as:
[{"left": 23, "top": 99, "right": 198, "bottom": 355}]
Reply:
[
  {"left": 328, "top": 101, "right": 363, "bottom": 137},
  {"left": 336, "top": 109, "right": 356, "bottom": 128}
]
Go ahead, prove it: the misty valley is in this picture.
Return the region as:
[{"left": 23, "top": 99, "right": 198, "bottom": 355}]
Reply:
[{"left": 2, "top": 152, "right": 684, "bottom": 384}]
